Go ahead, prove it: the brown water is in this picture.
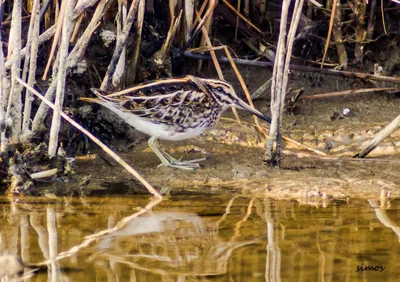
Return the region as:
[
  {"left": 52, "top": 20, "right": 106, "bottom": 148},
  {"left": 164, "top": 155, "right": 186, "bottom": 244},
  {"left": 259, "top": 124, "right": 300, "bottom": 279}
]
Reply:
[{"left": 0, "top": 195, "right": 399, "bottom": 281}]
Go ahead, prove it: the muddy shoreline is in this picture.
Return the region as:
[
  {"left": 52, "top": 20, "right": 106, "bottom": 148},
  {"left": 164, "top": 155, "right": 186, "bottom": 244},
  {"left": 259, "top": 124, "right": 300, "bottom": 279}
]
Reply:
[{"left": 69, "top": 91, "right": 400, "bottom": 201}]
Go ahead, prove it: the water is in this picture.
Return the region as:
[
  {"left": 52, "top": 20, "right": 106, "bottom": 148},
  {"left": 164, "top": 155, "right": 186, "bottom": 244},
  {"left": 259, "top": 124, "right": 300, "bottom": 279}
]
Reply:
[{"left": 0, "top": 195, "right": 399, "bottom": 281}]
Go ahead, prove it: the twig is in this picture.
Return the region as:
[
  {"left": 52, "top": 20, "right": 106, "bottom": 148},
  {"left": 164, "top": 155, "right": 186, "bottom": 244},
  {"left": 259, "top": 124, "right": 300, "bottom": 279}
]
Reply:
[
  {"left": 48, "top": 0, "right": 75, "bottom": 157},
  {"left": 301, "top": 87, "right": 399, "bottom": 100},
  {"left": 16, "top": 77, "right": 161, "bottom": 198}
]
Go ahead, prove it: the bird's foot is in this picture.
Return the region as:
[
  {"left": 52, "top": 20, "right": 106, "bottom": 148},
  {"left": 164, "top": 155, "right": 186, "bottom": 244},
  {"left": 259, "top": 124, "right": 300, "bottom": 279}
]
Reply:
[{"left": 157, "top": 156, "right": 208, "bottom": 171}]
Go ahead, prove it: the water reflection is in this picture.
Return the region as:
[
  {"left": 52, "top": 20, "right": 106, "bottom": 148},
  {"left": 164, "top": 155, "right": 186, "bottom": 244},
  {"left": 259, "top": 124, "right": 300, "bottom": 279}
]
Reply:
[{"left": 0, "top": 196, "right": 399, "bottom": 281}]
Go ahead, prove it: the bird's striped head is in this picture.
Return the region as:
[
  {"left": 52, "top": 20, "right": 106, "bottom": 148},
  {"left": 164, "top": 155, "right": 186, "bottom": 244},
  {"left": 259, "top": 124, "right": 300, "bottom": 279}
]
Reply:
[{"left": 201, "top": 78, "right": 271, "bottom": 123}]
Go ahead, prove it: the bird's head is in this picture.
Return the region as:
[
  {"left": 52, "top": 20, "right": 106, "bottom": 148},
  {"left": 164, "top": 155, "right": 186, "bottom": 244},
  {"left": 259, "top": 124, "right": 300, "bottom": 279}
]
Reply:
[{"left": 203, "top": 78, "right": 271, "bottom": 123}]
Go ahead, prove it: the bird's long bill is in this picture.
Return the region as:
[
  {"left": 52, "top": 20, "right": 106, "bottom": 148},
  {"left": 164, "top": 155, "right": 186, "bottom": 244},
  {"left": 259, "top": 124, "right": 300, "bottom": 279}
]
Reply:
[{"left": 234, "top": 99, "right": 271, "bottom": 123}]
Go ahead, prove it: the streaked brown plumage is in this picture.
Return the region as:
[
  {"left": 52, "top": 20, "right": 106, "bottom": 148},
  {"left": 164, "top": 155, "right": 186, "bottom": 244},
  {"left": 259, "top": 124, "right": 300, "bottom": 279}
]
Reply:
[{"left": 80, "top": 75, "right": 270, "bottom": 170}]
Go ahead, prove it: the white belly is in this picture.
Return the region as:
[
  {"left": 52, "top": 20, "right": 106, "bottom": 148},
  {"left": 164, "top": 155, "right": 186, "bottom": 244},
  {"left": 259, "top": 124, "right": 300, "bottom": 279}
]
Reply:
[{"left": 101, "top": 102, "right": 209, "bottom": 141}]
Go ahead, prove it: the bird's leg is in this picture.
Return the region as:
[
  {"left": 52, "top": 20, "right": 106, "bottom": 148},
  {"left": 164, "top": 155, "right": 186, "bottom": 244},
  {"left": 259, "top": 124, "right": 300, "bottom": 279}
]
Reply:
[{"left": 148, "top": 137, "right": 205, "bottom": 170}]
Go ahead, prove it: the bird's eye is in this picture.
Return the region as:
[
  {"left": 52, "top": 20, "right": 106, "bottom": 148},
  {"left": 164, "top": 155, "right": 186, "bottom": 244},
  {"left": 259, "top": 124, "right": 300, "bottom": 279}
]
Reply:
[{"left": 216, "top": 87, "right": 223, "bottom": 92}]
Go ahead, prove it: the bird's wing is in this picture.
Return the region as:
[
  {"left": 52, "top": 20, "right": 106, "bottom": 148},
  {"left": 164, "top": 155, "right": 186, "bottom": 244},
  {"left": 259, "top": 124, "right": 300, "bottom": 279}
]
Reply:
[{"left": 90, "top": 76, "right": 213, "bottom": 125}]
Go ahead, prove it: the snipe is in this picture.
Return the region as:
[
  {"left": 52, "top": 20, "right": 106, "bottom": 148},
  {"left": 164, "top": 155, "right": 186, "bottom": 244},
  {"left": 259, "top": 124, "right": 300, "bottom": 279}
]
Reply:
[{"left": 80, "top": 76, "right": 271, "bottom": 170}]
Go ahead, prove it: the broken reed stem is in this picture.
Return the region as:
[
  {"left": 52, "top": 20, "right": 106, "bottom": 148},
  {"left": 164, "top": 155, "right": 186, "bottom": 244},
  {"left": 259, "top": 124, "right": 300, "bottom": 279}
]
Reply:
[
  {"left": 354, "top": 113, "right": 400, "bottom": 158},
  {"left": 42, "top": 0, "right": 68, "bottom": 80},
  {"left": 194, "top": 8, "right": 241, "bottom": 123},
  {"left": 48, "top": 0, "right": 75, "bottom": 157},
  {"left": 100, "top": 0, "right": 140, "bottom": 90},
  {"left": 16, "top": 77, "right": 161, "bottom": 198},
  {"left": 22, "top": 0, "right": 40, "bottom": 135},
  {"left": 6, "top": 0, "right": 23, "bottom": 140}
]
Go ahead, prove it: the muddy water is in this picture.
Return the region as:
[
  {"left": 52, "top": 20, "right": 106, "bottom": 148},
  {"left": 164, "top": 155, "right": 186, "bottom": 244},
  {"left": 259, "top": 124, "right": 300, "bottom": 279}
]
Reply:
[{"left": 0, "top": 195, "right": 399, "bottom": 281}]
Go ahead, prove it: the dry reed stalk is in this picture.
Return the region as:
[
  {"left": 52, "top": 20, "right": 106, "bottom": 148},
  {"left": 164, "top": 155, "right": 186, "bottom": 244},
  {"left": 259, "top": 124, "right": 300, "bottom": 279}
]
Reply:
[
  {"left": 272, "top": 0, "right": 306, "bottom": 159},
  {"left": 354, "top": 114, "right": 400, "bottom": 158},
  {"left": 112, "top": 0, "right": 128, "bottom": 88},
  {"left": 48, "top": 0, "right": 76, "bottom": 157},
  {"left": 354, "top": 0, "right": 367, "bottom": 63},
  {"left": 6, "top": 0, "right": 23, "bottom": 141},
  {"left": 331, "top": 1, "right": 347, "bottom": 69},
  {"left": 5, "top": 24, "right": 56, "bottom": 70},
  {"left": 127, "top": 0, "right": 145, "bottom": 85},
  {"left": 234, "top": 0, "right": 241, "bottom": 41},
  {"left": 0, "top": 3, "right": 5, "bottom": 136},
  {"left": 221, "top": 0, "right": 263, "bottom": 35},
  {"left": 194, "top": 8, "right": 241, "bottom": 123},
  {"left": 191, "top": 0, "right": 208, "bottom": 31},
  {"left": 321, "top": 0, "right": 337, "bottom": 68},
  {"left": 184, "top": 0, "right": 195, "bottom": 42},
  {"left": 70, "top": 12, "right": 84, "bottom": 43},
  {"left": 32, "top": 0, "right": 111, "bottom": 134},
  {"left": 169, "top": 0, "right": 177, "bottom": 20},
  {"left": 265, "top": 0, "right": 289, "bottom": 165},
  {"left": 100, "top": 0, "right": 140, "bottom": 90},
  {"left": 16, "top": 77, "right": 161, "bottom": 197},
  {"left": 197, "top": 0, "right": 216, "bottom": 73},
  {"left": 42, "top": 0, "right": 68, "bottom": 80},
  {"left": 380, "top": 0, "right": 387, "bottom": 34},
  {"left": 22, "top": 0, "right": 40, "bottom": 135},
  {"left": 73, "top": 0, "right": 99, "bottom": 19},
  {"left": 0, "top": 41, "right": 5, "bottom": 151},
  {"left": 367, "top": 0, "right": 377, "bottom": 40}
]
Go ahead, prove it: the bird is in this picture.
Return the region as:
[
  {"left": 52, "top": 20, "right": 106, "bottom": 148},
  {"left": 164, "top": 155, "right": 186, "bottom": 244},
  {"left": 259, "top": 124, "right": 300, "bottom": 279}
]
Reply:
[{"left": 80, "top": 75, "right": 271, "bottom": 170}]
